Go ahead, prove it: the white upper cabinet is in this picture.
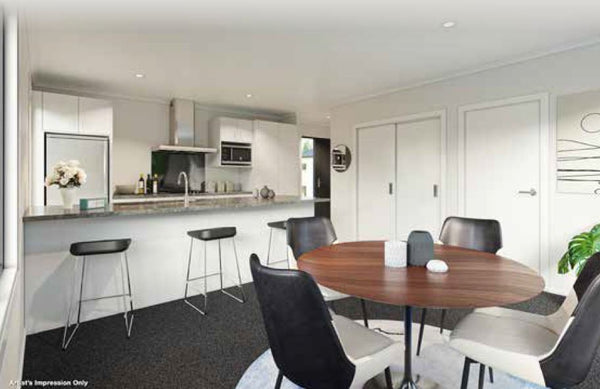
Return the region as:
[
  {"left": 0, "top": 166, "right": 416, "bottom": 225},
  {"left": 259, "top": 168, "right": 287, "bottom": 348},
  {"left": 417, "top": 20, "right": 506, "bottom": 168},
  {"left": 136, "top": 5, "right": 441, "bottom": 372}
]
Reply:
[
  {"left": 236, "top": 119, "right": 254, "bottom": 143},
  {"left": 277, "top": 123, "right": 301, "bottom": 195},
  {"left": 211, "top": 117, "right": 254, "bottom": 144},
  {"left": 42, "top": 92, "right": 78, "bottom": 133},
  {"left": 32, "top": 91, "right": 114, "bottom": 206},
  {"left": 251, "top": 120, "right": 279, "bottom": 188},
  {"left": 218, "top": 117, "right": 239, "bottom": 143},
  {"left": 249, "top": 120, "right": 300, "bottom": 195},
  {"left": 78, "top": 97, "right": 113, "bottom": 136}
]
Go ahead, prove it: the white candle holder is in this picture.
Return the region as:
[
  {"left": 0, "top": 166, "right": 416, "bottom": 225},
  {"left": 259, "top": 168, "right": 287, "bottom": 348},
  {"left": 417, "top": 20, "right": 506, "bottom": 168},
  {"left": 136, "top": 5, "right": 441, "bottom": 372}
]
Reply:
[{"left": 384, "top": 241, "right": 407, "bottom": 268}]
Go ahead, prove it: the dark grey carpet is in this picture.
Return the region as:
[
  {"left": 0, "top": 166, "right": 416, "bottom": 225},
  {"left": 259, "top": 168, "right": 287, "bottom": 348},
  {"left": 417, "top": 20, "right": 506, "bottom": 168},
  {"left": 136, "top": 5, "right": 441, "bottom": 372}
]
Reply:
[{"left": 22, "top": 285, "right": 600, "bottom": 388}]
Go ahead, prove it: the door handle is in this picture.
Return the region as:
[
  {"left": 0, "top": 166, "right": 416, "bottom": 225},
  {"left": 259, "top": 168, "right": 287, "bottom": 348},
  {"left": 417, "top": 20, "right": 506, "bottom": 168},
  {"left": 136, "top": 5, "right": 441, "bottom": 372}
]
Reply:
[
  {"left": 433, "top": 184, "right": 438, "bottom": 198},
  {"left": 317, "top": 177, "right": 321, "bottom": 188},
  {"left": 389, "top": 183, "right": 393, "bottom": 195},
  {"left": 518, "top": 188, "right": 537, "bottom": 196}
]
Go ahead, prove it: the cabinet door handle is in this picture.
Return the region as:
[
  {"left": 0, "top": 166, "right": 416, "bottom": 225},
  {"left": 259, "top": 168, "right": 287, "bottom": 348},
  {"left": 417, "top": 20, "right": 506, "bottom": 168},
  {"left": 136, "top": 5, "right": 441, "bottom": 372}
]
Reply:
[
  {"left": 389, "top": 183, "right": 393, "bottom": 195},
  {"left": 433, "top": 184, "right": 438, "bottom": 198},
  {"left": 518, "top": 188, "right": 537, "bottom": 196}
]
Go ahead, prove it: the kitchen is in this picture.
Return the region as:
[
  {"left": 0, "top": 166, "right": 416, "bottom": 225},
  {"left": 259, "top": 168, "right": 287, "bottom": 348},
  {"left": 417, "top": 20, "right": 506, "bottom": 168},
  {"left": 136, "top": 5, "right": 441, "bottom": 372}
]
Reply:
[{"left": 24, "top": 90, "right": 331, "bottom": 334}]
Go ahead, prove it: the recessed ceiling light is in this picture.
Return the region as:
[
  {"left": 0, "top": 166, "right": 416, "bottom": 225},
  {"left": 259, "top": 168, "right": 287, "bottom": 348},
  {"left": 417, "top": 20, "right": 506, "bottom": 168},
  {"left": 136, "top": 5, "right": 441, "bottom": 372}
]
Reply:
[
  {"left": 442, "top": 21, "right": 456, "bottom": 28},
  {"left": 245, "top": 93, "right": 253, "bottom": 98},
  {"left": 135, "top": 73, "right": 145, "bottom": 78},
  {"left": 326, "top": 115, "right": 331, "bottom": 120}
]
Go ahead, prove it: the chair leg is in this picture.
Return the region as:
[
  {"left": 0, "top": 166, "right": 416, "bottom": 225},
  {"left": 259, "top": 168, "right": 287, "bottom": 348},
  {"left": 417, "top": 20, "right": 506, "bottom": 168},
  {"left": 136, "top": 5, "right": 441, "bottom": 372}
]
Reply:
[
  {"left": 488, "top": 367, "right": 494, "bottom": 383},
  {"left": 461, "top": 357, "right": 472, "bottom": 389},
  {"left": 417, "top": 308, "right": 427, "bottom": 356},
  {"left": 360, "top": 298, "right": 369, "bottom": 327},
  {"left": 275, "top": 370, "right": 283, "bottom": 389},
  {"left": 122, "top": 251, "right": 135, "bottom": 338},
  {"left": 478, "top": 364, "right": 485, "bottom": 389},
  {"left": 440, "top": 309, "right": 446, "bottom": 334},
  {"left": 184, "top": 238, "right": 208, "bottom": 315},
  {"left": 384, "top": 367, "right": 393, "bottom": 389},
  {"left": 62, "top": 256, "right": 86, "bottom": 350},
  {"left": 220, "top": 237, "right": 246, "bottom": 303}
]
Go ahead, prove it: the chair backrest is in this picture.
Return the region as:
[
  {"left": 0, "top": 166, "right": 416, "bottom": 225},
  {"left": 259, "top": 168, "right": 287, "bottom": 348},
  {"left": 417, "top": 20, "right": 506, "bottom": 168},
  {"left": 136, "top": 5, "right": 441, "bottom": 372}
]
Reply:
[
  {"left": 439, "top": 216, "right": 502, "bottom": 254},
  {"left": 540, "top": 254, "right": 600, "bottom": 388},
  {"left": 250, "top": 255, "right": 355, "bottom": 388},
  {"left": 286, "top": 217, "right": 337, "bottom": 259}
]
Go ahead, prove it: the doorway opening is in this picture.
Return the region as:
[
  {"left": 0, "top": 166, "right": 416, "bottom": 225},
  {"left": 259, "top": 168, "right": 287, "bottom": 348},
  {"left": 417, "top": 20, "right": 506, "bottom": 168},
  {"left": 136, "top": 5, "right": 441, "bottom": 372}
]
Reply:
[{"left": 301, "top": 137, "right": 331, "bottom": 218}]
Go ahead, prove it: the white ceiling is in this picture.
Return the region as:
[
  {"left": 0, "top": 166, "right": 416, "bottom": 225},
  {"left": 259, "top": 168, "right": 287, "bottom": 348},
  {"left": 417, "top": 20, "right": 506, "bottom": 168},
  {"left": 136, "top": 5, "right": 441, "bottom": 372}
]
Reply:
[{"left": 21, "top": 0, "right": 600, "bottom": 118}]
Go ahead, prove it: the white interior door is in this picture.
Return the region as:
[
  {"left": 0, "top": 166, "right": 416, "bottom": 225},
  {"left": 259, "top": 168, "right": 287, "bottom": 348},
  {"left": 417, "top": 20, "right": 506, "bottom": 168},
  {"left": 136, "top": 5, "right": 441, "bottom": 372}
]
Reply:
[
  {"left": 462, "top": 99, "right": 542, "bottom": 272},
  {"left": 396, "top": 118, "right": 441, "bottom": 240},
  {"left": 357, "top": 124, "right": 395, "bottom": 240}
]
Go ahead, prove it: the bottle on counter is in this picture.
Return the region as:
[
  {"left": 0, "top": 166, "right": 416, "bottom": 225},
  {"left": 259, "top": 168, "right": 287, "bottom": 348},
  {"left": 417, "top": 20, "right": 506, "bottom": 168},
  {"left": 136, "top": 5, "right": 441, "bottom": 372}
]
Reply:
[
  {"left": 146, "top": 174, "right": 152, "bottom": 194},
  {"left": 137, "top": 173, "right": 145, "bottom": 195},
  {"left": 152, "top": 174, "right": 159, "bottom": 194}
]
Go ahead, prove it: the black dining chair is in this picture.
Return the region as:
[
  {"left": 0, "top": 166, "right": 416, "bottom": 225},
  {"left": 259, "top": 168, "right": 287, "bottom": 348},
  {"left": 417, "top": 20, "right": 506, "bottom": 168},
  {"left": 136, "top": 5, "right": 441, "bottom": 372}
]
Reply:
[
  {"left": 416, "top": 216, "right": 502, "bottom": 378},
  {"left": 249, "top": 254, "right": 399, "bottom": 389},
  {"left": 286, "top": 216, "right": 370, "bottom": 327},
  {"left": 450, "top": 252, "right": 600, "bottom": 389}
]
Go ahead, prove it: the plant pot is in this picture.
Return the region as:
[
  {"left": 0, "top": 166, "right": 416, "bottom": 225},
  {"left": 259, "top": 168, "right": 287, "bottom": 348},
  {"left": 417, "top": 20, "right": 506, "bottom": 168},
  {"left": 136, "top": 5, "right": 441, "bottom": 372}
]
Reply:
[{"left": 60, "top": 187, "right": 78, "bottom": 209}]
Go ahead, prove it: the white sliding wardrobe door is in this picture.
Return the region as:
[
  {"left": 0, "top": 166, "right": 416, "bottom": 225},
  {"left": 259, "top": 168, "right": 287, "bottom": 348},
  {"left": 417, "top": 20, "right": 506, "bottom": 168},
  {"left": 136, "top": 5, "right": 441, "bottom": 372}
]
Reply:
[
  {"left": 357, "top": 124, "right": 396, "bottom": 240},
  {"left": 396, "top": 118, "right": 441, "bottom": 240},
  {"left": 462, "top": 99, "right": 542, "bottom": 272}
]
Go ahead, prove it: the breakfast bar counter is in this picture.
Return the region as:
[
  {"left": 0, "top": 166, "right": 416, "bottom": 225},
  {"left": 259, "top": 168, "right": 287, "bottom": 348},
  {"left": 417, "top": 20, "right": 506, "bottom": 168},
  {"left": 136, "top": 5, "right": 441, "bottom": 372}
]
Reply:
[
  {"left": 24, "top": 196, "right": 328, "bottom": 334},
  {"left": 24, "top": 195, "right": 329, "bottom": 221}
]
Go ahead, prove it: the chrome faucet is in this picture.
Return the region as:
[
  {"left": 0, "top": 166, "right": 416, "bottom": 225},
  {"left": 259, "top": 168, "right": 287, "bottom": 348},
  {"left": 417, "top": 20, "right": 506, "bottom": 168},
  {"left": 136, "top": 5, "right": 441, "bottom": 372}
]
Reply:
[{"left": 178, "top": 171, "right": 189, "bottom": 207}]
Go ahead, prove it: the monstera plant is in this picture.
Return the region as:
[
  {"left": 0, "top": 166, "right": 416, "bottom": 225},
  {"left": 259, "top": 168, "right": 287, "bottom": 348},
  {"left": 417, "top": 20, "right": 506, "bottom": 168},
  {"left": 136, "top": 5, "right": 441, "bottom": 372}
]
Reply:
[{"left": 558, "top": 224, "right": 600, "bottom": 275}]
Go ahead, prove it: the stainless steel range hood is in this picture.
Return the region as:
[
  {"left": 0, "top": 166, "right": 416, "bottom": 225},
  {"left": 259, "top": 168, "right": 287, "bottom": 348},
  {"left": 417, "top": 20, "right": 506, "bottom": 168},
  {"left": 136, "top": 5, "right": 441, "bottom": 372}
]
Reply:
[{"left": 154, "top": 99, "right": 217, "bottom": 153}]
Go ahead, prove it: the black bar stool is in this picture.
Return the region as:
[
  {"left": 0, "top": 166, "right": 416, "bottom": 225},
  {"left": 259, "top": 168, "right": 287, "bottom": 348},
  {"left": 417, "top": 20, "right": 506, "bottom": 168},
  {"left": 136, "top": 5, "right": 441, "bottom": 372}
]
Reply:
[
  {"left": 62, "top": 238, "right": 134, "bottom": 350},
  {"left": 266, "top": 221, "right": 288, "bottom": 268},
  {"left": 184, "top": 227, "right": 246, "bottom": 315}
]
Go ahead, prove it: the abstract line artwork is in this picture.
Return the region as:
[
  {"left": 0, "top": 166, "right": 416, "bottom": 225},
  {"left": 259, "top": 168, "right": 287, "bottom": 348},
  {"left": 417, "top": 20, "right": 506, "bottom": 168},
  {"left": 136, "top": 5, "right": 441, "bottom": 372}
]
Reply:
[{"left": 557, "top": 90, "right": 600, "bottom": 194}]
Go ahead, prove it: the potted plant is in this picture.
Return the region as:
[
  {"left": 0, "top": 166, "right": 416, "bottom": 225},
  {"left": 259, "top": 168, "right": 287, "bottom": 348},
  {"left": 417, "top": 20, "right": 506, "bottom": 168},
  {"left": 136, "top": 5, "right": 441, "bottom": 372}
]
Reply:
[
  {"left": 558, "top": 224, "right": 600, "bottom": 275},
  {"left": 45, "top": 160, "right": 87, "bottom": 209}
]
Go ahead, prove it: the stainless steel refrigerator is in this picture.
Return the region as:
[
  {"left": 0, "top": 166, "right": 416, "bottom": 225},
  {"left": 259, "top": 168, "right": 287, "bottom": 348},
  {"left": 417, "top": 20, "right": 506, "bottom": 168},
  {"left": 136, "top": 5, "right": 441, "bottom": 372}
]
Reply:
[{"left": 45, "top": 133, "right": 110, "bottom": 206}]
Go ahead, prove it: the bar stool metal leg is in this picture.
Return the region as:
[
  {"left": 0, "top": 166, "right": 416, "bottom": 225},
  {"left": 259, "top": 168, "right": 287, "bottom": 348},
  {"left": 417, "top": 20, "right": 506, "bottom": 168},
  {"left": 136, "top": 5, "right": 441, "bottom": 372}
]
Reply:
[
  {"left": 266, "top": 226, "right": 289, "bottom": 268},
  {"left": 62, "top": 256, "right": 86, "bottom": 350},
  {"left": 267, "top": 227, "right": 274, "bottom": 265},
  {"left": 184, "top": 237, "right": 208, "bottom": 315},
  {"left": 220, "top": 237, "right": 246, "bottom": 303},
  {"left": 122, "top": 252, "right": 134, "bottom": 337}
]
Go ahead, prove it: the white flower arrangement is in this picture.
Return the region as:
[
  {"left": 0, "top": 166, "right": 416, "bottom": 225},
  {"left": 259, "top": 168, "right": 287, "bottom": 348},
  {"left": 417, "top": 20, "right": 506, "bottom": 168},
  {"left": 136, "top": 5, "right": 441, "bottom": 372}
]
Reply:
[{"left": 45, "top": 160, "right": 87, "bottom": 188}]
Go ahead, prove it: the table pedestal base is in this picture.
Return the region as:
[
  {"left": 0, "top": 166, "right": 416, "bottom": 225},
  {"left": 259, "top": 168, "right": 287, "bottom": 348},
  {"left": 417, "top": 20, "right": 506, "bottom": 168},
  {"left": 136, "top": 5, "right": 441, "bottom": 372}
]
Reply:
[
  {"left": 399, "top": 306, "right": 438, "bottom": 389},
  {"left": 401, "top": 375, "right": 438, "bottom": 389}
]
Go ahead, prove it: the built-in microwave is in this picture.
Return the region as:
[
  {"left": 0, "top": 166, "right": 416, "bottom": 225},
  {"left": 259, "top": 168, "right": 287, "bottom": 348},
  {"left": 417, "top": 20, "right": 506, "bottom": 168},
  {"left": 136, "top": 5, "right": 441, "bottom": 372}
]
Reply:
[{"left": 221, "top": 142, "right": 252, "bottom": 166}]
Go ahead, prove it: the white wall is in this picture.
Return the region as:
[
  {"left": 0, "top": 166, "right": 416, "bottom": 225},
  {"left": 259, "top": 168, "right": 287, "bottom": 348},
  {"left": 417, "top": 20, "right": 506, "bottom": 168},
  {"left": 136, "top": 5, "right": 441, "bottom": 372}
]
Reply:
[
  {"left": 298, "top": 123, "right": 330, "bottom": 139},
  {"left": 0, "top": 12, "right": 31, "bottom": 386},
  {"left": 330, "top": 42, "right": 600, "bottom": 295}
]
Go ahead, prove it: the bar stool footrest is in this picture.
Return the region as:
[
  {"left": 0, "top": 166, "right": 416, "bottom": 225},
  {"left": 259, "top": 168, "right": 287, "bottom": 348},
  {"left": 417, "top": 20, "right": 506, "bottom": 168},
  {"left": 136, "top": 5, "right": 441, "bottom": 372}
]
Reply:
[
  {"left": 266, "top": 259, "right": 289, "bottom": 266},
  {"left": 187, "top": 272, "right": 220, "bottom": 282}
]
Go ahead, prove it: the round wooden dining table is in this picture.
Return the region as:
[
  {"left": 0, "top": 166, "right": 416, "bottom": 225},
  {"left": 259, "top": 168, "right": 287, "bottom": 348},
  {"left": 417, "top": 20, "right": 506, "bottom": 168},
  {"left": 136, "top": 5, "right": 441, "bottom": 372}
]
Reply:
[{"left": 298, "top": 241, "right": 545, "bottom": 389}]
